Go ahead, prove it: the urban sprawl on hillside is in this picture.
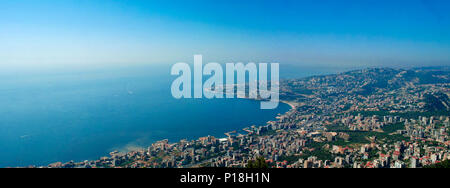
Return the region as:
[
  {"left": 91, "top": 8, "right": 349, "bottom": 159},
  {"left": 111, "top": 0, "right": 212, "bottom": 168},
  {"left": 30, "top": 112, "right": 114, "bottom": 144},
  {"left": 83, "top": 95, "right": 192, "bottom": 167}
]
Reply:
[{"left": 40, "top": 67, "right": 450, "bottom": 168}]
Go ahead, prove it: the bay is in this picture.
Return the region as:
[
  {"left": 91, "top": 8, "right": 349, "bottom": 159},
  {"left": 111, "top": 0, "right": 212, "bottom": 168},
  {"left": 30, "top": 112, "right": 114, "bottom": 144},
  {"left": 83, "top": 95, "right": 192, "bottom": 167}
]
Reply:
[{"left": 0, "top": 64, "right": 291, "bottom": 167}]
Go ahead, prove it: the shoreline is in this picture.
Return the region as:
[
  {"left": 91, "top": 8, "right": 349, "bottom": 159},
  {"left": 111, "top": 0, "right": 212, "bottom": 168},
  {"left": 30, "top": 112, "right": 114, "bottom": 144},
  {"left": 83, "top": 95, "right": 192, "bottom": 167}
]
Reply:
[
  {"left": 122, "top": 99, "right": 296, "bottom": 152},
  {"left": 28, "top": 99, "right": 295, "bottom": 168},
  {"left": 281, "top": 100, "right": 297, "bottom": 110}
]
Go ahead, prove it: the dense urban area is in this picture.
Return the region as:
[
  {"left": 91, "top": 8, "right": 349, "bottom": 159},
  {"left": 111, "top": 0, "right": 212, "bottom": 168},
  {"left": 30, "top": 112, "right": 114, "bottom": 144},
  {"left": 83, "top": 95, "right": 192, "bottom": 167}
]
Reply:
[{"left": 40, "top": 67, "right": 450, "bottom": 168}]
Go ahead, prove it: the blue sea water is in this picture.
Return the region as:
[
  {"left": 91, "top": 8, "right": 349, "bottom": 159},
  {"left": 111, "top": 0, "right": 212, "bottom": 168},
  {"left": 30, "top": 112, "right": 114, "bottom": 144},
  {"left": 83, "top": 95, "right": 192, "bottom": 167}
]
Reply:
[
  {"left": 0, "top": 65, "right": 282, "bottom": 167},
  {"left": 0, "top": 64, "right": 349, "bottom": 167}
]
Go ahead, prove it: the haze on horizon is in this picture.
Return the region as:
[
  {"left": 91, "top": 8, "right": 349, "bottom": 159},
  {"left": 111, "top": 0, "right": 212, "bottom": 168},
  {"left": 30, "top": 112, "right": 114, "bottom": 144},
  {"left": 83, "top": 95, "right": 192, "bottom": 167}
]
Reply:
[{"left": 1, "top": 0, "right": 450, "bottom": 71}]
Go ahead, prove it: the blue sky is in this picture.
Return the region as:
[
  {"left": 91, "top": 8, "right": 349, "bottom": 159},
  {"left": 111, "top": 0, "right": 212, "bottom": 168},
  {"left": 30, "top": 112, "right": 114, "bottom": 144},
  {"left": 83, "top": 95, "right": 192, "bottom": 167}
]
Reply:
[{"left": 1, "top": 0, "right": 450, "bottom": 70}]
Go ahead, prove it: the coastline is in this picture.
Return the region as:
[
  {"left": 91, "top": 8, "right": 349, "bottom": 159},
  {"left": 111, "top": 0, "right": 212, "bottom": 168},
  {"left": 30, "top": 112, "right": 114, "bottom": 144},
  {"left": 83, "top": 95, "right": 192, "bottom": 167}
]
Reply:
[
  {"left": 281, "top": 100, "right": 297, "bottom": 110},
  {"left": 35, "top": 99, "right": 295, "bottom": 168}
]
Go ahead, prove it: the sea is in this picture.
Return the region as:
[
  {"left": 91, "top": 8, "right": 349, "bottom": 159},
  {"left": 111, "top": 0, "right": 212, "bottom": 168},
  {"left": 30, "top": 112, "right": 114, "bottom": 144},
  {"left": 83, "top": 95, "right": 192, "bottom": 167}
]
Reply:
[{"left": 0, "top": 63, "right": 352, "bottom": 167}]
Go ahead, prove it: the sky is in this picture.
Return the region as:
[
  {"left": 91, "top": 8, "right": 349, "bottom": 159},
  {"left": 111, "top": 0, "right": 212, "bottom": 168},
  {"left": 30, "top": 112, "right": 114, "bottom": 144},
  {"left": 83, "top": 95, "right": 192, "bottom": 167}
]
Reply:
[{"left": 1, "top": 0, "right": 450, "bottom": 71}]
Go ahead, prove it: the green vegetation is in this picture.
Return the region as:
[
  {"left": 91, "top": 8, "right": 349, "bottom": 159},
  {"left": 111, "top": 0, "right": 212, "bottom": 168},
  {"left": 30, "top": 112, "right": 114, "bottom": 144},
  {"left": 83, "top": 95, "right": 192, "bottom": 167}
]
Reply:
[
  {"left": 231, "top": 142, "right": 248, "bottom": 151},
  {"left": 424, "top": 160, "right": 450, "bottom": 168},
  {"left": 326, "top": 124, "right": 349, "bottom": 131},
  {"left": 383, "top": 122, "right": 405, "bottom": 133},
  {"left": 342, "top": 104, "right": 352, "bottom": 111},
  {"left": 359, "top": 149, "right": 380, "bottom": 163},
  {"left": 423, "top": 141, "right": 442, "bottom": 147},
  {"left": 414, "top": 71, "right": 450, "bottom": 85},
  {"left": 247, "top": 156, "right": 269, "bottom": 168},
  {"left": 277, "top": 149, "right": 338, "bottom": 164},
  {"left": 424, "top": 93, "right": 449, "bottom": 112},
  {"left": 300, "top": 149, "right": 335, "bottom": 161},
  {"left": 259, "top": 129, "right": 277, "bottom": 136},
  {"left": 325, "top": 124, "right": 408, "bottom": 145},
  {"left": 278, "top": 155, "right": 302, "bottom": 164},
  {"left": 348, "top": 131, "right": 407, "bottom": 144}
]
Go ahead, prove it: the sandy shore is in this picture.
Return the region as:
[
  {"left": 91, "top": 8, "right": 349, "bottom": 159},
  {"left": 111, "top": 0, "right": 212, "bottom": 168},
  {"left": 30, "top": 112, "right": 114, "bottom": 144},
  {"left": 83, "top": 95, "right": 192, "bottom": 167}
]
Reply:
[{"left": 281, "top": 100, "right": 297, "bottom": 110}]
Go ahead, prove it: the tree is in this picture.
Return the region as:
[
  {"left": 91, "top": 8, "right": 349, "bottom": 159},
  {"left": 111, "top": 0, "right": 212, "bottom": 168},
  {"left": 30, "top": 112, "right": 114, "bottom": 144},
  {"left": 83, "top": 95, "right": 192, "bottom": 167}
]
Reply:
[
  {"left": 247, "top": 156, "right": 269, "bottom": 168},
  {"left": 424, "top": 160, "right": 450, "bottom": 168}
]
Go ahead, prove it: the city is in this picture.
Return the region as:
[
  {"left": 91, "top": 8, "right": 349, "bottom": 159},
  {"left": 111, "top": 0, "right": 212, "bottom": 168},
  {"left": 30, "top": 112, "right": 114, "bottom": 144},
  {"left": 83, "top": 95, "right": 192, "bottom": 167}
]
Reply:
[{"left": 39, "top": 67, "right": 450, "bottom": 168}]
